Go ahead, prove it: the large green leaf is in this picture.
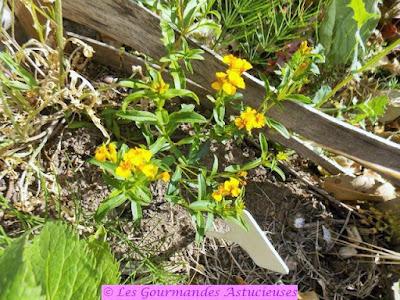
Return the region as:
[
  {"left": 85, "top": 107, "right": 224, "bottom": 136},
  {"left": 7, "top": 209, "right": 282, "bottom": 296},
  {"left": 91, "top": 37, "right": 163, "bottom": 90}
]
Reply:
[
  {"left": 27, "top": 223, "right": 100, "bottom": 299},
  {"left": 86, "top": 239, "right": 120, "bottom": 286},
  {"left": 319, "top": 0, "right": 380, "bottom": 65},
  {"left": 0, "top": 236, "right": 43, "bottom": 300},
  {"left": 0, "top": 222, "right": 120, "bottom": 300}
]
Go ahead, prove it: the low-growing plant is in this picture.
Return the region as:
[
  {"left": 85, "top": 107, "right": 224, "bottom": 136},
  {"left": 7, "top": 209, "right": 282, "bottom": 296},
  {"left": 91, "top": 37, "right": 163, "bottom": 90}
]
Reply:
[
  {"left": 0, "top": 222, "right": 120, "bottom": 300},
  {"left": 91, "top": 0, "right": 324, "bottom": 242}
]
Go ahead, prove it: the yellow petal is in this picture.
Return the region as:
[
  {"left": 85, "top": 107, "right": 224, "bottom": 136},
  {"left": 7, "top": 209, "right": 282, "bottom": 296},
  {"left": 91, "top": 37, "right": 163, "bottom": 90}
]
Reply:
[
  {"left": 107, "top": 143, "right": 118, "bottom": 163},
  {"left": 141, "top": 164, "right": 158, "bottom": 180},
  {"left": 222, "top": 54, "right": 235, "bottom": 66},
  {"left": 115, "top": 163, "right": 132, "bottom": 178},
  {"left": 222, "top": 82, "right": 236, "bottom": 95},
  {"left": 158, "top": 171, "right": 170, "bottom": 182},
  {"left": 212, "top": 191, "right": 223, "bottom": 202},
  {"left": 234, "top": 117, "right": 245, "bottom": 129},
  {"left": 215, "top": 72, "right": 227, "bottom": 79},
  {"left": 211, "top": 81, "right": 223, "bottom": 91},
  {"left": 227, "top": 70, "right": 245, "bottom": 89},
  {"left": 95, "top": 144, "right": 108, "bottom": 162}
]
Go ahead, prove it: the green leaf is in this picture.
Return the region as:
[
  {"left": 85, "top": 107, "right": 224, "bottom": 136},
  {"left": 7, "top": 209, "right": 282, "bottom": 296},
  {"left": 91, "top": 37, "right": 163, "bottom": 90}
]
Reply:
[
  {"left": 0, "top": 223, "right": 120, "bottom": 300},
  {"left": 167, "top": 167, "right": 182, "bottom": 197},
  {"left": 319, "top": 0, "right": 380, "bottom": 65},
  {"left": 259, "top": 133, "right": 268, "bottom": 159},
  {"left": 119, "top": 80, "right": 150, "bottom": 90},
  {"left": 224, "top": 164, "right": 241, "bottom": 173},
  {"left": 129, "top": 185, "right": 152, "bottom": 205},
  {"left": 0, "top": 52, "right": 37, "bottom": 88},
  {"left": 95, "top": 191, "right": 127, "bottom": 222},
  {"left": 189, "top": 201, "right": 214, "bottom": 212},
  {"left": 149, "top": 137, "right": 168, "bottom": 155},
  {"left": 130, "top": 201, "right": 143, "bottom": 221},
  {"left": 88, "top": 158, "right": 115, "bottom": 174},
  {"left": 285, "top": 94, "right": 312, "bottom": 104},
  {"left": 117, "top": 110, "right": 158, "bottom": 123},
  {"left": 0, "top": 236, "right": 43, "bottom": 300},
  {"left": 122, "top": 90, "right": 149, "bottom": 111},
  {"left": 27, "top": 222, "right": 113, "bottom": 300},
  {"left": 366, "top": 95, "right": 389, "bottom": 117},
  {"left": 313, "top": 85, "right": 332, "bottom": 106},
  {"left": 348, "top": 0, "right": 378, "bottom": 29},
  {"left": 86, "top": 239, "right": 120, "bottom": 286},
  {"left": 197, "top": 173, "right": 206, "bottom": 201},
  {"left": 162, "top": 89, "right": 199, "bottom": 104},
  {"left": 168, "top": 111, "right": 207, "bottom": 124},
  {"left": 267, "top": 118, "right": 290, "bottom": 139}
]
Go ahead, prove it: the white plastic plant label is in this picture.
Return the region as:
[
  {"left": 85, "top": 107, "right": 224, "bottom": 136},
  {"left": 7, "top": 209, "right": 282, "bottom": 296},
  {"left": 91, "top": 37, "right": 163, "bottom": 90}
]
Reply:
[
  {"left": 0, "top": 1, "right": 11, "bottom": 31},
  {"left": 206, "top": 209, "right": 289, "bottom": 274}
]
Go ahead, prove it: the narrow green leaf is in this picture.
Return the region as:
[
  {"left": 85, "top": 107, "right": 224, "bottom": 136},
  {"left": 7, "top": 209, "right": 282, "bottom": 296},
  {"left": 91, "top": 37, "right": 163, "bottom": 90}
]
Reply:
[
  {"left": 197, "top": 173, "right": 206, "bottom": 201},
  {"left": 117, "top": 110, "right": 158, "bottom": 123},
  {"left": 95, "top": 191, "right": 127, "bottom": 222},
  {"left": 162, "top": 89, "right": 199, "bottom": 104}
]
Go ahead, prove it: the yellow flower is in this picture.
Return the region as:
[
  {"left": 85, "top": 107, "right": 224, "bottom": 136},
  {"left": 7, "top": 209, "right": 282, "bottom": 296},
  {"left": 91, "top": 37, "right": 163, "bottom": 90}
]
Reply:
[
  {"left": 212, "top": 177, "right": 242, "bottom": 202},
  {"left": 212, "top": 72, "right": 236, "bottom": 96},
  {"left": 227, "top": 70, "right": 245, "bottom": 89},
  {"left": 140, "top": 164, "right": 158, "bottom": 180},
  {"left": 299, "top": 41, "right": 311, "bottom": 55},
  {"left": 276, "top": 152, "right": 289, "bottom": 161},
  {"left": 222, "top": 54, "right": 252, "bottom": 74},
  {"left": 107, "top": 143, "right": 118, "bottom": 163},
  {"left": 123, "top": 147, "right": 152, "bottom": 169},
  {"left": 254, "top": 112, "right": 266, "bottom": 128},
  {"left": 234, "top": 107, "right": 265, "bottom": 133},
  {"left": 95, "top": 144, "right": 108, "bottom": 162},
  {"left": 158, "top": 171, "right": 170, "bottom": 182},
  {"left": 152, "top": 76, "right": 169, "bottom": 94},
  {"left": 212, "top": 188, "right": 224, "bottom": 202},
  {"left": 95, "top": 143, "right": 118, "bottom": 163},
  {"left": 211, "top": 70, "right": 246, "bottom": 96},
  {"left": 115, "top": 160, "right": 133, "bottom": 178},
  {"left": 223, "top": 177, "right": 241, "bottom": 197}
]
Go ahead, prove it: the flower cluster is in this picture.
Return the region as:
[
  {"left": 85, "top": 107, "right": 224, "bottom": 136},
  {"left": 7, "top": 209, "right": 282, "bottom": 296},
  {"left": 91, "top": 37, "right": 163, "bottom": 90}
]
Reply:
[
  {"left": 211, "top": 55, "right": 252, "bottom": 96},
  {"left": 299, "top": 41, "right": 311, "bottom": 55},
  {"left": 94, "top": 144, "right": 170, "bottom": 182},
  {"left": 95, "top": 143, "right": 117, "bottom": 163},
  {"left": 151, "top": 75, "right": 169, "bottom": 94},
  {"left": 234, "top": 107, "right": 266, "bottom": 133},
  {"left": 212, "top": 177, "right": 242, "bottom": 201}
]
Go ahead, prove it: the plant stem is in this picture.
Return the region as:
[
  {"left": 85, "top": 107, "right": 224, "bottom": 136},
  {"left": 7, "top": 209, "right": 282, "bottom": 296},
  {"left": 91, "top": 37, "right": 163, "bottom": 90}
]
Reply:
[
  {"left": 317, "top": 38, "right": 400, "bottom": 108},
  {"left": 54, "top": 0, "right": 64, "bottom": 87}
]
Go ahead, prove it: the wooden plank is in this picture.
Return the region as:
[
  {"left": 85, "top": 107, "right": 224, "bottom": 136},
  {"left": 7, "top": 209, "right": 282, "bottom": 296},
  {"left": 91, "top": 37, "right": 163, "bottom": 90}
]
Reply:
[
  {"left": 62, "top": 0, "right": 400, "bottom": 178},
  {"left": 66, "top": 32, "right": 209, "bottom": 97},
  {"left": 264, "top": 130, "right": 350, "bottom": 175}
]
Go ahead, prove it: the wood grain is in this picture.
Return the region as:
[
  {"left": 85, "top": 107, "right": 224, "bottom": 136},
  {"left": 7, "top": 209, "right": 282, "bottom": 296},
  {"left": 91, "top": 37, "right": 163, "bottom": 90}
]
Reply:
[{"left": 62, "top": 0, "right": 400, "bottom": 178}]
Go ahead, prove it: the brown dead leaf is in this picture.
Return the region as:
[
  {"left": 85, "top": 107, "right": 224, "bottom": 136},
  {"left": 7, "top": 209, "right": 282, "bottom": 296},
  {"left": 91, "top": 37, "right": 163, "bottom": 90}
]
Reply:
[
  {"left": 346, "top": 225, "right": 363, "bottom": 244},
  {"left": 379, "top": 57, "right": 400, "bottom": 75},
  {"left": 339, "top": 246, "right": 358, "bottom": 258},
  {"left": 322, "top": 174, "right": 397, "bottom": 202},
  {"left": 298, "top": 291, "right": 320, "bottom": 300},
  {"left": 379, "top": 90, "right": 400, "bottom": 123},
  {"left": 332, "top": 155, "right": 362, "bottom": 174}
]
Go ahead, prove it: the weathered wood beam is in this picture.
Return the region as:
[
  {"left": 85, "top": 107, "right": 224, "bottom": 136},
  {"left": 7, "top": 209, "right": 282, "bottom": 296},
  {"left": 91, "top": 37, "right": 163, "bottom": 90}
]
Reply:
[{"left": 61, "top": 0, "right": 400, "bottom": 179}]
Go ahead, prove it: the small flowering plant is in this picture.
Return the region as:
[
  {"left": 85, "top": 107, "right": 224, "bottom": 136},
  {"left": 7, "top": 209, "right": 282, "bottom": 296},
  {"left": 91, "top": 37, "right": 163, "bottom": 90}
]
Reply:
[{"left": 91, "top": 2, "right": 323, "bottom": 241}]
